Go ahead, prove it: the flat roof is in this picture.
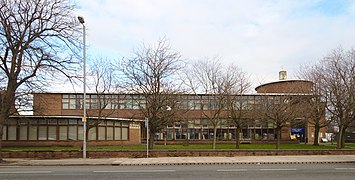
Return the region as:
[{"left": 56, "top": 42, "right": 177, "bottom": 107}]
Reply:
[{"left": 9, "top": 115, "right": 144, "bottom": 122}]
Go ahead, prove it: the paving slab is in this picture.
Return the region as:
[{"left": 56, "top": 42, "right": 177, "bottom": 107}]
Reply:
[{"left": 2, "top": 155, "right": 355, "bottom": 166}]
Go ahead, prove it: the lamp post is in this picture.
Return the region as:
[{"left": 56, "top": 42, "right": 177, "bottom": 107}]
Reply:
[
  {"left": 78, "top": 16, "right": 87, "bottom": 159},
  {"left": 145, "top": 117, "right": 149, "bottom": 158}
]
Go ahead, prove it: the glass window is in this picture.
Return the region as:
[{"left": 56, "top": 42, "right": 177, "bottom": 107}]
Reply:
[
  {"left": 58, "top": 119, "right": 68, "bottom": 125},
  {"left": 122, "top": 128, "right": 128, "bottom": 140},
  {"left": 122, "top": 122, "right": 128, "bottom": 127},
  {"left": 78, "top": 126, "right": 83, "bottom": 140},
  {"left": 38, "top": 126, "right": 47, "bottom": 140},
  {"left": 119, "top": 95, "right": 128, "bottom": 109},
  {"left": 68, "top": 119, "right": 77, "bottom": 124},
  {"left": 48, "top": 126, "right": 56, "bottom": 140},
  {"left": 114, "top": 127, "right": 121, "bottom": 140},
  {"left": 29, "top": 126, "right": 37, "bottom": 140},
  {"left": 59, "top": 126, "right": 67, "bottom": 140},
  {"left": 7, "top": 126, "right": 16, "bottom": 140},
  {"left": 48, "top": 119, "right": 57, "bottom": 125},
  {"left": 68, "top": 126, "right": 77, "bottom": 140},
  {"left": 88, "top": 127, "right": 96, "bottom": 140},
  {"left": 91, "top": 97, "right": 98, "bottom": 109},
  {"left": 19, "top": 126, "right": 27, "bottom": 140},
  {"left": 107, "top": 127, "right": 114, "bottom": 140},
  {"left": 107, "top": 121, "right": 114, "bottom": 126},
  {"left": 98, "top": 127, "right": 106, "bottom": 140}
]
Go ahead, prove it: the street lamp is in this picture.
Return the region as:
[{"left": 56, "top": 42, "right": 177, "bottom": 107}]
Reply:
[{"left": 78, "top": 16, "right": 87, "bottom": 159}]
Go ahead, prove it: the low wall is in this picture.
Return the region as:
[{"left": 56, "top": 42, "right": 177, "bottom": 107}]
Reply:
[{"left": 2, "top": 149, "right": 355, "bottom": 159}]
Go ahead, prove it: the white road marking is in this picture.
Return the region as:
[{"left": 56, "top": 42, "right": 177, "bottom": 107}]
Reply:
[
  {"left": 335, "top": 168, "right": 355, "bottom": 170},
  {"left": 217, "top": 169, "right": 248, "bottom": 172},
  {"left": 0, "top": 171, "right": 52, "bottom": 174},
  {"left": 260, "top": 169, "right": 297, "bottom": 171},
  {"left": 94, "top": 170, "right": 176, "bottom": 173}
]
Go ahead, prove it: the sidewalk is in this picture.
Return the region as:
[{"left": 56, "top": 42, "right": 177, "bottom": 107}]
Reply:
[{"left": 2, "top": 155, "right": 355, "bottom": 166}]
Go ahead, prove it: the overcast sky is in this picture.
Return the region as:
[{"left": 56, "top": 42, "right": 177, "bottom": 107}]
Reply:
[{"left": 74, "top": 0, "right": 355, "bottom": 90}]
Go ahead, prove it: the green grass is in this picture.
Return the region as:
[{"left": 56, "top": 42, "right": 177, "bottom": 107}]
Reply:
[{"left": 2, "top": 143, "right": 352, "bottom": 151}]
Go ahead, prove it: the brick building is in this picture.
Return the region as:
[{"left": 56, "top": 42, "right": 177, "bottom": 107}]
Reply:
[{"left": 1, "top": 79, "right": 326, "bottom": 147}]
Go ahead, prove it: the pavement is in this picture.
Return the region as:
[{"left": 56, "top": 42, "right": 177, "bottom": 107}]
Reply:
[{"left": 2, "top": 155, "right": 355, "bottom": 166}]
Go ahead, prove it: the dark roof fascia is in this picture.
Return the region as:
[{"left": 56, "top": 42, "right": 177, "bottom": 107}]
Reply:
[{"left": 9, "top": 115, "right": 144, "bottom": 122}]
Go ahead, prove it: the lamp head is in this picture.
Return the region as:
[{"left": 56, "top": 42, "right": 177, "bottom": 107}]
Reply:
[{"left": 78, "top": 16, "right": 85, "bottom": 24}]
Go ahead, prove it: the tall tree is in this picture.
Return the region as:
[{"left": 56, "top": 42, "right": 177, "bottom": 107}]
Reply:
[
  {"left": 85, "top": 57, "right": 119, "bottom": 142},
  {"left": 0, "top": 0, "right": 80, "bottom": 160},
  {"left": 187, "top": 58, "right": 228, "bottom": 149},
  {"left": 120, "top": 39, "right": 183, "bottom": 149},
  {"left": 312, "top": 48, "right": 354, "bottom": 149},
  {"left": 299, "top": 65, "right": 331, "bottom": 146},
  {"left": 223, "top": 64, "right": 251, "bottom": 149},
  {"left": 257, "top": 94, "right": 303, "bottom": 149}
]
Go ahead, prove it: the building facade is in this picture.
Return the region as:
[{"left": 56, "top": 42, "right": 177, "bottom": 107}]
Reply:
[{"left": 2, "top": 80, "right": 326, "bottom": 147}]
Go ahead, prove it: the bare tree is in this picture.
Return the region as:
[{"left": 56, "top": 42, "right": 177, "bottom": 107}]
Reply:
[
  {"left": 299, "top": 65, "right": 331, "bottom": 146},
  {"left": 187, "top": 58, "right": 228, "bottom": 149},
  {"left": 309, "top": 48, "right": 354, "bottom": 149},
  {"left": 0, "top": 0, "right": 80, "bottom": 160},
  {"left": 257, "top": 94, "right": 304, "bottom": 149},
  {"left": 85, "top": 57, "right": 119, "bottom": 142},
  {"left": 223, "top": 64, "right": 251, "bottom": 149},
  {"left": 120, "top": 39, "right": 184, "bottom": 149}
]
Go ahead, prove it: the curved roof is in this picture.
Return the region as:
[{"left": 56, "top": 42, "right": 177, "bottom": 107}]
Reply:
[{"left": 255, "top": 79, "right": 313, "bottom": 92}]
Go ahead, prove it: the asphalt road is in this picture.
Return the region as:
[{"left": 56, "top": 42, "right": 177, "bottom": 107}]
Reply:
[{"left": 0, "top": 163, "right": 354, "bottom": 180}]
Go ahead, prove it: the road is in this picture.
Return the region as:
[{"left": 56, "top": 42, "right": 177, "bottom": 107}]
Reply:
[{"left": 0, "top": 163, "right": 354, "bottom": 180}]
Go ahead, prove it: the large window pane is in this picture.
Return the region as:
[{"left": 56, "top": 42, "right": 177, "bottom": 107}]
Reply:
[
  {"left": 107, "top": 127, "right": 114, "bottom": 140},
  {"left": 38, "top": 126, "right": 47, "bottom": 140},
  {"left": 68, "top": 126, "right": 77, "bottom": 140},
  {"left": 19, "top": 126, "right": 28, "bottom": 140},
  {"left": 59, "top": 126, "right": 67, "bottom": 140},
  {"left": 29, "top": 126, "right": 37, "bottom": 140},
  {"left": 122, "top": 128, "right": 128, "bottom": 140},
  {"left": 114, "top": 127, "right": 121, "bottom": 140},
  {"left": 48, "top": 126, "right": 57, "bottom": 140},
  {"left": 88, "top": 127, "right": 96, "bottom": 140},
  {"left": 78, "top": 126, "right": 83, "bottom": 140},
  {"left": 98, "top": 127, "right": 106, "bottom": 140},
  {"left": 8, "top": 126, "right": 16, "bottom": 140}
]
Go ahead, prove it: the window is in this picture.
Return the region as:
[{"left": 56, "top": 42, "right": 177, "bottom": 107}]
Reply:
[
  {"left": 38, "top": 126, "right": 47, "bottom": 140},
  {"left": 88, "top": 128, "right": 97, "bottom": 140},
  {"left": 122, "top": 128, "right": 128, "bottom": 140},
  {"left": 68, "top": 126, "right": 77, "bottom": 140},
  {"left": 98, "top": 127, "right": 106, "bottom": 140},
  {"left": 59, "top": 126, "right": 67, "bottom": 140},
  {"left": 62, "top": 94, "right": 83, "bottom": 109},
  {"left": 7, "top": 126, "right": 16, "bottom": 140},
  {"left": 48, "top": 126, "right": 57, "bottom": 140},
  {"left": 19, "top": 126, "right": 28, "bottom": 140},
  {"left": 119, "top": 95, "right": 129, "bottom": 109},
  {"left": 29, "top": 126, "right": 37, "bottom": 140}
]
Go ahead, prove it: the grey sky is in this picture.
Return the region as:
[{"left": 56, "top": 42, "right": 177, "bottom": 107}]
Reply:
[{"left": 74, "top": 0, "right": 355, "bottom": 90}]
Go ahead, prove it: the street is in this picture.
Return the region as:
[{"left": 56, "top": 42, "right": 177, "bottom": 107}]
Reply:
[{"left": 0, "top": 163, "right": 354, "bottom": 180}]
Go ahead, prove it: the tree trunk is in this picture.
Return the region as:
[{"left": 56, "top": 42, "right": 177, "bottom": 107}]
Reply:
[
  {"left": 0, "top": 123, "right": 3, "bottom": 161},
  {"left": 276, "top": 127, "right": 281, "bottom": 150},
  {"left": 313, "top": 124, "right": 320, "bottom": 146},
  {"left": 212, "top": 126, "right": 217, "bottom": 149},
  {"left": 337, "top": 125, "right": 346, "bottom": 149},
  {"left": 149, "top": 132, "right": 155, "bottom": 149},
  {"left": 235, "top": 127, "right": 241, "bottom": 149}
]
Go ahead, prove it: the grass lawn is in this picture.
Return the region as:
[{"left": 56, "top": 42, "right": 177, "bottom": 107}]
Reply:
[{"left": 2, "top": 143, "right": 351, "bottom": 151}]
